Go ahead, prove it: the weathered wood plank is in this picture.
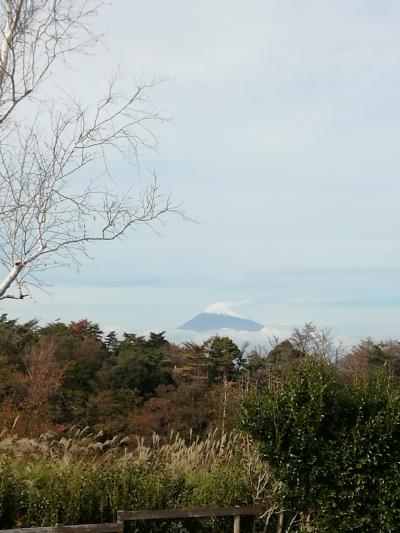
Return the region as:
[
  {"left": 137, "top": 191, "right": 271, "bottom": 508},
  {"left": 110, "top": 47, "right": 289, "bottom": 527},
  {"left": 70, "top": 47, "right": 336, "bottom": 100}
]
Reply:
[
  {"left": 0, "top": 507, "right": 264, "bottom": 532},
  {"left": 0, "top": 523, "right": 123, "bottom": 533},
  {"left": 117, "top": 506, "right": 263, "bottom": 521}
]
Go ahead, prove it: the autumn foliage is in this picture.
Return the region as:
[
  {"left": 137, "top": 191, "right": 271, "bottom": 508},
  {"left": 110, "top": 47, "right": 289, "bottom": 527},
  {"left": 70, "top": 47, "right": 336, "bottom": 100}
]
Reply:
[{"left": 0, "top": 315, "right": 251, "bottom": 438}]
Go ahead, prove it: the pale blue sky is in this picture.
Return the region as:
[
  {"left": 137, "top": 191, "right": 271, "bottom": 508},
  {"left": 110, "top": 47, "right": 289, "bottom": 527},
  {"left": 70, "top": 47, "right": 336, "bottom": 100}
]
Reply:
[{"left": 3, "top": 0, "right": 400, "bottom": 344}]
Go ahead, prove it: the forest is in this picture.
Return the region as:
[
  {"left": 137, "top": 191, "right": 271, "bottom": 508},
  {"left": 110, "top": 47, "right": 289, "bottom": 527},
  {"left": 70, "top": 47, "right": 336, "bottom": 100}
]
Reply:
[{"left": 1, "top": 316, "right": 400, "bottom": 531}]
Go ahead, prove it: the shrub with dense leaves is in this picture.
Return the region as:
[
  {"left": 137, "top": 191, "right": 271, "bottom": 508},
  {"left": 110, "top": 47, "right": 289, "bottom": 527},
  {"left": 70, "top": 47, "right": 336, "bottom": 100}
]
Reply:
[{"left": 239, "top": 357, "right": 400, "bottom": 531}]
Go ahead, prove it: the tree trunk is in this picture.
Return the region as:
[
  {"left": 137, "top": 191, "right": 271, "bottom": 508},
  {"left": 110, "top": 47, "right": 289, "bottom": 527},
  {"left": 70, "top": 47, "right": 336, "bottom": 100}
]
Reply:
[
  {"left": 0, "top": 262, "right": 23, "bottom": 298},
  {"left": 0, "top": 0, "right": 13, "bottom": 88}
]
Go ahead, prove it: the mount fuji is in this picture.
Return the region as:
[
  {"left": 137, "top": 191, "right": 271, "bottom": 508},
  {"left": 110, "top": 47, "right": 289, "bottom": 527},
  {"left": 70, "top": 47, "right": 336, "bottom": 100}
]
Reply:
[{"left": 178, "top": 302, "right": 264, "bottom": 332}]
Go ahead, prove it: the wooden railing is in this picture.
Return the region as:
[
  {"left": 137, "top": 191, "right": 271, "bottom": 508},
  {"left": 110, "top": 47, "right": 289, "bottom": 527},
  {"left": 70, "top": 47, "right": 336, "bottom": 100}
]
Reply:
[
  {"left": 0, "top": 505, "right": 264, "bottom": 533},
  {"left": 118, "top": 506, "right": 263, "bottom": 532},
  {"left": 0, "top": 525, "right": 122, "bottom": 533}
]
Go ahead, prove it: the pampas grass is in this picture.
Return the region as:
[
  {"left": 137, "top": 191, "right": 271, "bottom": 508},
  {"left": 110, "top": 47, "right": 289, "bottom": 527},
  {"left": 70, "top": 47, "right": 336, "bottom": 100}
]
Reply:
[{"left": 0, "top": 428, "right": 277, "bottom": 529}]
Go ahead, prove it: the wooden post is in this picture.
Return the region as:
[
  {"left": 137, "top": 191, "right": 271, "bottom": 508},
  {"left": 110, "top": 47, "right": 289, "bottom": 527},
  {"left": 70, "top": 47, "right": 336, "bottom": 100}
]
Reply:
[{"left": 233, "top": 514, "right": 240, "bottom": 533}]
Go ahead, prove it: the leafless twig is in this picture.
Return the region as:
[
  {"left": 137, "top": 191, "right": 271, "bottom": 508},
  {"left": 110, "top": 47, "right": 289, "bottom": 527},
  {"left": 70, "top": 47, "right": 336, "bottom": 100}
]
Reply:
[{"left": 0, "top": 1, "right": 181, "bottom": 300}]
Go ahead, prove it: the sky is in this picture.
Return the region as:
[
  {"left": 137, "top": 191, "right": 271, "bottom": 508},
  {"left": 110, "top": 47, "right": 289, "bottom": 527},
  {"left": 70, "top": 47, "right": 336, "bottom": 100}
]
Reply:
[{"left": 3, "top": 0, "right": 400, "bottom": 345}]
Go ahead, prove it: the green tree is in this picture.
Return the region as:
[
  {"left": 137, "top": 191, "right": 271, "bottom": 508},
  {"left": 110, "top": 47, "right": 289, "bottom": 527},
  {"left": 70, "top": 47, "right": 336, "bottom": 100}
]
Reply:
[
  {"left": 104, "top": 331, "right": 119, "bottom": 357},
  {"left": 38, "top": 320, "right": 109, "bottom": 426},
  {"left": 266, "top": 339, "right": 302, "bottom": 370},
  {"left": 0, "top": 314, "right": 37, "bottom": 368},
  {"left": 203, "top": 336, "right": 243, "bottom": 383},
  {"left": 110, "top": 332, "right": 173, "bottom": 396}
]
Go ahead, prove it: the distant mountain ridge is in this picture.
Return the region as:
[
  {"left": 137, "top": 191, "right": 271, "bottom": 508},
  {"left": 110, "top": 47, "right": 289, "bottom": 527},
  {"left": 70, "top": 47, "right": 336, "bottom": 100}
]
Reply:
[{"left": 178, "top": 312, "right": 264, "bottom": 332}]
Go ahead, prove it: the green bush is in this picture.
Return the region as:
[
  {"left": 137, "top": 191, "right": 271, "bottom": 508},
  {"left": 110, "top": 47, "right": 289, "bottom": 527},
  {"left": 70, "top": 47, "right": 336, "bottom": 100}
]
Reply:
[
  {"left": 239, "top": 357, "right": 400, "bottom": 531},
  {"left": 0, "top": 458, "right": 16, "bottom": 528}
]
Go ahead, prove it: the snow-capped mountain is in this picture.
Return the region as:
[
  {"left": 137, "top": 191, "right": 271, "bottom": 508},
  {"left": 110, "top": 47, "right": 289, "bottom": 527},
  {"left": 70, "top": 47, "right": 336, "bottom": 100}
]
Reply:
[{"left": 178, "top": 302, "right": 264, "bottom": 332}]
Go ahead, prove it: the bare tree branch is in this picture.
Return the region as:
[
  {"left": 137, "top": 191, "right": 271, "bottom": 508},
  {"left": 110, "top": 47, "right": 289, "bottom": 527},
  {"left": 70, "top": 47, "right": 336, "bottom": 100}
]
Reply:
[
  {"left": 0, "top": 0, "right": 182, "bottom": 300},
  {"left": 0, "top": 0, "right": 102, "bottom": 124}
]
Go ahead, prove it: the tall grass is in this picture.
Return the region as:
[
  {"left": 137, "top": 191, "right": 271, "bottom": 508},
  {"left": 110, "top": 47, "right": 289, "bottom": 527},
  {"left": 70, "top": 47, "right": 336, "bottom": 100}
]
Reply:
[{"left": 0, "top": 428, "right": 277, "bottom": 531}]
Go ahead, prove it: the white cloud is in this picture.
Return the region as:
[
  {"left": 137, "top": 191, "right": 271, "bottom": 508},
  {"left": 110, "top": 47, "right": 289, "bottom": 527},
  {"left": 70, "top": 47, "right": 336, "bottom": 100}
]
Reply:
[
  {"left": 165, "top": 326, "right": 288, "bottom": 350},
  {"left": 205, "top": 301, "right": 240, "bottom": 317},
  {"left": 204, "top": 299, "right": 254, "bottom": 317}
]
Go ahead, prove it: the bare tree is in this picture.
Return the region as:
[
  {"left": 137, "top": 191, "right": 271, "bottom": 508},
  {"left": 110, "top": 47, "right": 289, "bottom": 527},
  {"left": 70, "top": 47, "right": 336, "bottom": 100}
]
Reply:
[
  {"left": 290, "top": 322, "right": 344, "bottom": 362},
  {"left": 0, "top": 0, "right": 179, "bottom": 300}
]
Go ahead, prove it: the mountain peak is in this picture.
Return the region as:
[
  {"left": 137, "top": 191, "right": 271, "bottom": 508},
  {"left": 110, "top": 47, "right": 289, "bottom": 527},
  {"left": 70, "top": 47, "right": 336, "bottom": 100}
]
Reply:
[{"left": 178, "top": 303, "right": 264, "bottom": 333}]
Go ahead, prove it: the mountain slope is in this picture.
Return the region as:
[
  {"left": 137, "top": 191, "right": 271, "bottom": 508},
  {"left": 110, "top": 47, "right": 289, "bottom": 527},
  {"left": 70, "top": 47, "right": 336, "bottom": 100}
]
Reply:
[{"left": 178, "top": 312, "right": 264, "bottom": 332}]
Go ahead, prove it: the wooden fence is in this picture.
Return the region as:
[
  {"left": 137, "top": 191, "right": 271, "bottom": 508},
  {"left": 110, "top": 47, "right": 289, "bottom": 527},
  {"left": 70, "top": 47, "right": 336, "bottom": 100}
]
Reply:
[
  {"left": 0, "top": 505, "right": 264, "bottom": 533},
  {"left": 119, "top": 506, "right": 263, "bottom": 532},
  {"left": 0, "top": 525, "right": 122, "bottom": 533}
]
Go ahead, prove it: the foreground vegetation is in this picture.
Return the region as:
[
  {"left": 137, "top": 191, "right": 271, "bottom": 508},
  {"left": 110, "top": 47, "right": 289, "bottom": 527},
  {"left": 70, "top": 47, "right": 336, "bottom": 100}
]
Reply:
[
  {"left": 0, "top": 429, "right": 276, "bottom": 532},
  {"left": 241, "top": 358, "right": 400, "bottom": 531},
  {"left": 2, "top": 316, "right": 400, "bottom": 530}
]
